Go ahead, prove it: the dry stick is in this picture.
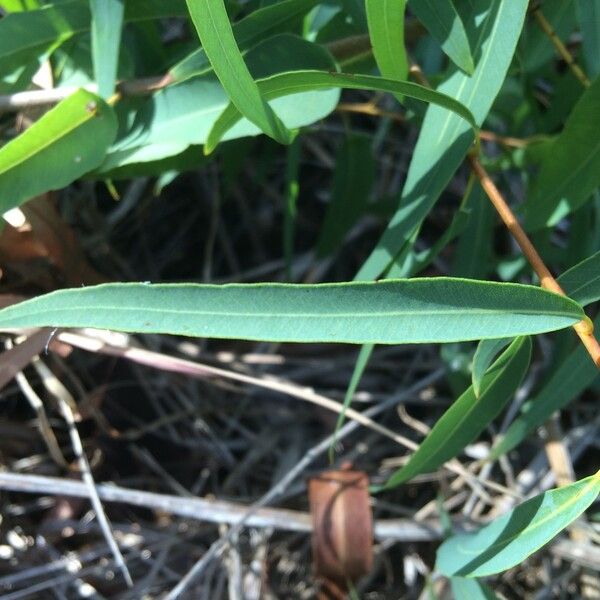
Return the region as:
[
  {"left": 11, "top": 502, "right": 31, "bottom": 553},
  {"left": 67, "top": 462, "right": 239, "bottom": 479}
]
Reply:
[
  {"left": 163, "top": 369, "right": 445, "bottom": 599},
  {"left": 0, "top": 472, "right": 443, "bottom": 542},
  {"left": 532, "top": 8, "right": 591, "bottom": 88},
  {"left": 30, "top": 357, "right": 133, "bottom": 588},
  {"left": 469, "top": 154, "right": 600, "bottom": 369},
  {"left": 56, "top": 330, "right": 512, "bottom": 499},
  {"left": 0, "top": 75, "right": 172, "bottom": 112},
  {"left": 336, "top": 102, "right": 535, "bottom": 149}
]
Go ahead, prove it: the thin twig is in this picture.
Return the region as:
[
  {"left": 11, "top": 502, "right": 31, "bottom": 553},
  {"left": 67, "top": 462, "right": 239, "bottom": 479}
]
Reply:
[
  {"left": 469, "top": 154, "right": 600, "bottom": 369},
  {"left": 0, "top": 471, "right": 443, "bottom": 542},
  {"left": 532, "top": 8, "right": 590, "bottom": 88},
  {"left": 55, "top": 330, "right": 510, "bottom": 497},
  {"left": 0, "top": 75, "right": 171, "bottom": 112},
  {"left": 163, "top": 369, "right": 445, "bottom": 599},
  {"left": 30, "top": 358, "right": 133, "bottom": 587}
]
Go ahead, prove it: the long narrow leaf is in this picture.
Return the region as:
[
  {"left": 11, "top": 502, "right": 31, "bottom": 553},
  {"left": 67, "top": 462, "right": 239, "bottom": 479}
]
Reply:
[
  {"left": 556, "top": 249, "right": 600, "bottom": 307},
  {"left": 206, "top": 70, "right": 477, "bottom": 153},
  {"left": 380, "top": 337, "right": 531, "bottom": 489},
  {"left": 366, "top": 0, "right": 408, "bottom": 86},
  {"left": 408, "top": 0, "right": 474, "bottom": 74},
  {"left": 472, "top": 337, "right": 512, "bottom": 398},
  {"left": 488, "top": 314, "right": 600, "bottom": 460},
  {"left": 185, "top": 0, "right": 292, "bottom": 146},
  {"left": 525, "top": 76, "right": 600, "bottom": 230},
  {"left": 450, "top": 578, "right": 500, "bottom": 600},
  {"left": 170, "top": 0, "right": 318, "bottom": 82},
  {"left": 436, "top": 472, "right": 600, "bottom": 577},
  {"left": 0, "top": 90, "right": 117, "bottom": 213},
  {"left": 90, "top": 0, "right": 124, "bottom": 98},
  {"left": 0, "top": 279, "right": 584, "bottom": 344},
  {"left": 0, "top": 0, "right": 187, "bottom": 73},
  {"left": 355, "top": 0, "right": 528, "bottom": 281},
  {"left": 578, "top": 0, "right": 600, "bottom": 78}
]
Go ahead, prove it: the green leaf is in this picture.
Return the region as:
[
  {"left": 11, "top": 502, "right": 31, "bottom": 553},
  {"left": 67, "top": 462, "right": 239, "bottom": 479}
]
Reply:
[
  {"left": 521, "top": 0, "right": 576, "bottom": 73},
  {"left": 90, "top": 0, "right": 124, "bottom": 98},
  {"left": 0, "top": 89, "right": 117, "bottom": 214},
  {"left": 525, "top": 76, "right": 600, "bottom": 230},
  {"left": 170, "top": 0, "right": 318, "bottom": 83},
  {"left": 558, "top": 249, "right": 600, "bottom": 307},
  {"left": 99, "top": 35, "right": 339, "bottom": 170},
  {"left": 436, "top": 472, "right": 600, "bottom": 577},
  {"left": 0, "top": 279, "right": 584, "bottom": 344},
  {"left": 408, "top": 0, "right": 474, "bottom": 74},
  {"left": 380, "top": 336, "right": 531, "bottom": 489},
  {"left": 355, "top": 0, "right": 528, "bottom": 281},
  {"left": 452, "top": 182, "right": 494, "bottom": 279},
  {"left": 578, "top": 0, "right": 600, "bottom": 78},
  {"left": 489, "top": 340, "right": 599, "bottom": 460},
  {"left": 366, "top": 0, "right": 408, "bottom": 88},
  {"left": 205, "top": 70, "right": 478, "bottom": 153},
  {"left": 90, "top": 145, "right": 208, "bottom": 181},
  {"left": 317, "top": 134, "right": 375, "bottom": 256},
  {"left": 0, "top": 0, "right": 187, "bottom": 77},
  {"left": 450, "top": 577, "right": 500, "bottom": 600},
  {"left": 472, "top": 337, "right": 512, "bottom": 398},
  {"left": 185, "top": 0, "right": 293, "bottom": 146}
]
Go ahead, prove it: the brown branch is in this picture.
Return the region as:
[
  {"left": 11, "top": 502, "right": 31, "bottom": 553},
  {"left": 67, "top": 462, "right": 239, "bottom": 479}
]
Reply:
[
  {"left": 532, "top": 8, "right": 590, "bottom": 88},
  {"left": 0, "top": 75, "right": 172, "bottom": 112},
  {"left": 469, "top": 154, "right": 600, "bottom": 369}
]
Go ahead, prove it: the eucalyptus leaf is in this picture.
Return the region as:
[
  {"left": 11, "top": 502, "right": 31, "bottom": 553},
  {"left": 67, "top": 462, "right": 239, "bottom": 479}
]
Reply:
[
  {"left": 0, "top": 89, "right": 117, "bottom": 213},
  {"left": 99, "top": 35, "right": 339, "bottom": 170},
  {"left": 90, "top": 0, "right": 124, "bottom": 98},
  {"left": 186, "top": 0, "right": 293, "bottom": 146},
  {"left": 0, "top": 0, "right": 187, "bottom": 76},
  {"left": 525, "top": 76, "right": 600, "bottom": 230},
  {"left": 206, "top": 70, "right": 477, "bottom": 153},
  {"left": 450, "top": 577, "right": 500, "bottom": 600},
  {"left": 408, "top": 0, "right": 474, "bottom": 74},
  {"left": 488, "top": 314, "right": 600, "bottom": 461},
  {"left": 577, "top": 0, "right": 600, "bottom": 78},
  {"left": 317, "top": 134, "right": 375, "bottom": 256},
  {"left": 366, "top": 0, "right": 408, "bottom": 88},
  {"left": 556, "top": 249, "right": 600, "bottom": 307},
  {"left": 170, "top": 0, "right": 318, "bottom": 82},
  {"left": 380, "top": 336, "right": 531, "bottom": 489},
  {"left": 355, "top": 0, "right": 528, "bottom": 281},
  {"left": 436, "top": 472, "right": 600, "bottom": 577},
  {"left": 0, "top": 280, "right": 584, "bottom": 344},
  {"left": 472, "top": 337, "right": 512, "bottom": 398}
]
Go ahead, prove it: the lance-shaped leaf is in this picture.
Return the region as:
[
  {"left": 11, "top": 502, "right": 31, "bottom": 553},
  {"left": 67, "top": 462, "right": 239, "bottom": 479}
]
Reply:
[
  {"left": 450, "top": 577, "right": 500, "bottom": 600},
  {"left": 379, "top": 337, "right": 531, "bottom": 490},
  {"left": 408, "top": 0, "right": 474, "bottom": 74},
  {"left": 525, "top": 76, "right": 600, "bottom": 230},
  {"left": 0, "top": 89, "right": 117, "bottom": 214},
  {"left": 366, "top": 0, "right": 408, "bottom": 87},
  {"left": 185, "top": 0, "right": 292, "bottom": 146},
  {"left": 205, "top": 70, "right": 477, "bottom": 153},
  {"left": 488, "top": 311, "right": 600, "bottom": 461},
  {"left": 0, "top": 279, "right": 585, "bottom": 344},
  {"left": 488, "top": 257, "right": 600, "bottom": 460},
  {"left": 578, "top": 0, "right": 600, "bottom": 78},
  {"left": 170, "top": 0, "right": 318, "bottom": 83},
  {"left": 0, "top": 0, "right": 187, "bottom": 75},
  {"left": 317, "top": 134, "right": 375, "bottom": 257},
  {"left": 555, "top": 249, "right": 600, "bottom": 307},
  {"left": 90, "top": 0, "right": 124, "bottom": 98},
  {"left": 471, "top": 337, "right": 512, "bottom": 398},
  {"left": 99, "top": 35, "right": 339, "bottom": 170},
  {"left": 436, "top": 472, "right": 600, "bottom": 577},
  {"left": 355, "top": 0, "right": 528, "bottom": 281}
]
